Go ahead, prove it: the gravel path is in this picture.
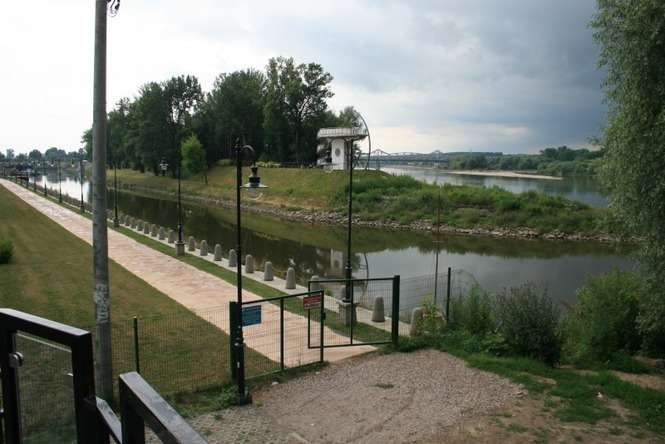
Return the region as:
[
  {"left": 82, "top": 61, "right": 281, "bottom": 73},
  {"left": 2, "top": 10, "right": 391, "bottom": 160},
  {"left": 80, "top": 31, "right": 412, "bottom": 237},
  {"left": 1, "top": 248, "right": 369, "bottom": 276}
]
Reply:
[{"left": 189, "top": 350, "right": 522, "bottom": 443}]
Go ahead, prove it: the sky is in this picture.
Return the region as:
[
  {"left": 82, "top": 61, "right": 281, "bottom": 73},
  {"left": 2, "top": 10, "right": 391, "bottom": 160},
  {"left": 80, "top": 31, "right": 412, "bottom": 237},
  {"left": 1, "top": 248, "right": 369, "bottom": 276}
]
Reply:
[{"left": 0, "top": 0, "right": 605, "bottom": 155}]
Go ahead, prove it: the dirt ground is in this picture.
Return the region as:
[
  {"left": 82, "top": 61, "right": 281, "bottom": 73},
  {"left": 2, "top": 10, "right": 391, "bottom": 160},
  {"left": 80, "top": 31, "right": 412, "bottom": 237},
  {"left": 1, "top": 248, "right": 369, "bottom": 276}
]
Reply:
[
  {"left": 188, "top": 350, "right": 522, "bottom": 443},
  {"left": 184, "top": 350, "right": 665, "bottom": 443}
]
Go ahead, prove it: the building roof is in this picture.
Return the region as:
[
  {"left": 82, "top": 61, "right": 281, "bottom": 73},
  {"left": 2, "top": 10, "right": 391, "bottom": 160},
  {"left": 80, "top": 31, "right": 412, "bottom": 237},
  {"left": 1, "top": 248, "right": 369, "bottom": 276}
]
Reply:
[{"left": 316, "top": 127, "right": 367, "bottom": 141}]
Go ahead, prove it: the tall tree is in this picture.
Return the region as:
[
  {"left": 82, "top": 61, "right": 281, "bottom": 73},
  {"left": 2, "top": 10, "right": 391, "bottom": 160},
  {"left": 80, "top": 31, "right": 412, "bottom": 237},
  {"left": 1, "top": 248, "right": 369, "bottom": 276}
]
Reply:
[
  {"left": 181, "top": 134, "right": 207, "bottom": 182},
  {"left": 264, "top": 57, "right": 333, "bottom": 162},
  {"left": 592, "top": 0, "right": 665, "bottom": 352},
  {"left": 198, "top": 69, "right": 265, "bottom": 162},
  {"left": 28, "top": 149, "right": 42, "bottom": 161},
  {"left": 164, "top": 75, "right": 203, "bottom": 176}
]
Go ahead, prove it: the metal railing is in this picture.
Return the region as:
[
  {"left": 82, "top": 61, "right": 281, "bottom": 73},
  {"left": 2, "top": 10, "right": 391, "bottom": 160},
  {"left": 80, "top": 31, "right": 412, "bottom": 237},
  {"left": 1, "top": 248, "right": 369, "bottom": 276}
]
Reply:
[{"left": 0, "top": 309, "right": 206, "bottom": 444}]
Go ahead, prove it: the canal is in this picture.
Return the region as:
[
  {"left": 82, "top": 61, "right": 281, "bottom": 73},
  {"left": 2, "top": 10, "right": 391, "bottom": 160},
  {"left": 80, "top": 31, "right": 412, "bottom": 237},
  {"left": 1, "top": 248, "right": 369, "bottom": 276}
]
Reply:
[{"left": 32, "top": 172, "right": 632, "bottom": 308}]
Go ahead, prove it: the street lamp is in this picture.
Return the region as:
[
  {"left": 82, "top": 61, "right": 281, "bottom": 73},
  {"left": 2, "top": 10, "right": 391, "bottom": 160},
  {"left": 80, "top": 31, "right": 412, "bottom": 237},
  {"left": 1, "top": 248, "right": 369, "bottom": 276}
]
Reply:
[
  {"left": 79, "top": 156, "right": 85, "bottom": 213},
  {"left": 57, "top": 159, "right": 62, "bottom": 203},
  {"left": 160, "top": 158, "right": 185, "bottom": 255},
  {"left": 233, "top": 139, "right": 266, "bottom": 404},
  {"left": 42, "top": 159, "right": 47, "bottom": 196},
  {"left": 113, "top": 160, "right": 119, "bottom": 228}
]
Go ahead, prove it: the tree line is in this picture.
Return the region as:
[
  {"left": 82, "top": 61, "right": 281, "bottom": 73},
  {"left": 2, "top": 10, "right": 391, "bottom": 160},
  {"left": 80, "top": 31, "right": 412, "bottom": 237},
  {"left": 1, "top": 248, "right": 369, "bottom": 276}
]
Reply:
[{"left": 81, "top": 56, "right": 361, "bottom": 176}]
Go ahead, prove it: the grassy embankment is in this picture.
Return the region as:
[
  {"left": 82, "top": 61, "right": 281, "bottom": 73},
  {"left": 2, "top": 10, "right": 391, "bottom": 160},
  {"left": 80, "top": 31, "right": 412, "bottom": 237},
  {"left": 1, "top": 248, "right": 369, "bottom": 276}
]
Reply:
[
  {"left": 0, "top": 185, "right": 271, "bottom": 415},
  {"left": 397, "top": 334, "right": 665, "bottom": 441},
  {"left": 110, "top": 166, "right": 606, "bottom": 236}
]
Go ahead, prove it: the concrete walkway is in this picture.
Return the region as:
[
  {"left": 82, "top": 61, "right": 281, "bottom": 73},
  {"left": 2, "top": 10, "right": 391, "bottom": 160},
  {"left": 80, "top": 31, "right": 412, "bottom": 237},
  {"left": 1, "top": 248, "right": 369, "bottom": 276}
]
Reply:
[{"left": 1, "top": 179, "right": 375, "bottom": 366}]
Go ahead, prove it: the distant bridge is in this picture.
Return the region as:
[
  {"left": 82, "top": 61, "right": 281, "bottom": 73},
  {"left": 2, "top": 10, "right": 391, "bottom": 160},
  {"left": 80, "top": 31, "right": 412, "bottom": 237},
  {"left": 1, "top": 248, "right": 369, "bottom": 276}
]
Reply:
[{"left": 359, "top": 150, "right": 502, "bottom": 165}]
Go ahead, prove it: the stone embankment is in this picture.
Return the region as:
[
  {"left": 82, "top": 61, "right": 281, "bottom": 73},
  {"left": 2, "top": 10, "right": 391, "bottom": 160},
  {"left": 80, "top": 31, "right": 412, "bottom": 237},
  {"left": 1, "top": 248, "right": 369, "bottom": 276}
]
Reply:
[{"left": 115, "top": 182, "right": 614, "bottom": 243}]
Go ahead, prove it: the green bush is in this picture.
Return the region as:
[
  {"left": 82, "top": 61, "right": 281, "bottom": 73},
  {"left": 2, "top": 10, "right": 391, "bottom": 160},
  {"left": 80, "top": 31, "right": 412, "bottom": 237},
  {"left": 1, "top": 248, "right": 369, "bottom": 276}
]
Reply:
[
  {"left": 0, "top": 240, "right": 13, "bottom": 264},
  {"left": 449, "top": 286, "right": 494, "bottom": 335},
  {"left": 495, "top": 284, "right": 562, "bottom": 366},
  {"left": 564, "top": 270, "right": 642, "bottom": 363}
]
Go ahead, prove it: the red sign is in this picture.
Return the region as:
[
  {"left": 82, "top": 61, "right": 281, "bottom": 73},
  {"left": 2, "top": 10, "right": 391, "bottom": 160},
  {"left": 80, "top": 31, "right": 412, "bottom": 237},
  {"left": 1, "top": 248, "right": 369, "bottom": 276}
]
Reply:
[{"left": 303, "top": 293, "right": 322, "bottom": 310}]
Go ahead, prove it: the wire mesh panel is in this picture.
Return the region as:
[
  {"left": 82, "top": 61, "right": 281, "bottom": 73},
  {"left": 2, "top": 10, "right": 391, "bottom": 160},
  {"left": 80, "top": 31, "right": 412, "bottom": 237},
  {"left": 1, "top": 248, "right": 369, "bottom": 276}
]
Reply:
[
  {"left": 15, "top": 333, "right": 77, "bottom": 444},
  {"left": 111, "top": 307, "right": 233, "bottom": 397},
  {"left": 242, "top": 293, "right": 323, "bottom": 379},
  {"left": 313, "top": 278, "right": 396, "bottom": 347}
]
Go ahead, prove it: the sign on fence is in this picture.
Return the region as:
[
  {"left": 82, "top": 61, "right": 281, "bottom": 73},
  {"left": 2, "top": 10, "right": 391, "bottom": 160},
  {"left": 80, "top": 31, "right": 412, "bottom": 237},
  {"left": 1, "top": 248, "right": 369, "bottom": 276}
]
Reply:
[
  {"left": 242, "top": 306, "right": 261, "bottom": 326},
  {"left": 303, "top": 293, "right": 322, "bottom": 310}
]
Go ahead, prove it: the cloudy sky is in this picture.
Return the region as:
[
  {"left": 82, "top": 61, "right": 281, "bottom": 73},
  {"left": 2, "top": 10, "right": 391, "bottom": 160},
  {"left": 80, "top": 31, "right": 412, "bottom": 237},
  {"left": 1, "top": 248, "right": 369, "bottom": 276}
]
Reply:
[{"left": 0, "top": 0, "right": 604, "bottom": 155}]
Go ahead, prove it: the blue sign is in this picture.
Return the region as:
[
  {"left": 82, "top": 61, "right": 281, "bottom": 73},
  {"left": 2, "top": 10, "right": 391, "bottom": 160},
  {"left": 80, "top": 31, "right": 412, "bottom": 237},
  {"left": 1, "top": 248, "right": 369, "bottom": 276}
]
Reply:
[{"left": 242, "top": 305, "right": 262, "bottom": 326}]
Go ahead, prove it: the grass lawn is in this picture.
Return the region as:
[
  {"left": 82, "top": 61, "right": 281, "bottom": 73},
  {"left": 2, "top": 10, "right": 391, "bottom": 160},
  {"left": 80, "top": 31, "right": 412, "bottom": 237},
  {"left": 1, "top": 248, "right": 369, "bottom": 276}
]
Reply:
[
  {"left": 0, "top": 184, "right": 271, "bottom": 407},
  {"left": 110, "top": 165, "right": 606, "bottom": 235}
]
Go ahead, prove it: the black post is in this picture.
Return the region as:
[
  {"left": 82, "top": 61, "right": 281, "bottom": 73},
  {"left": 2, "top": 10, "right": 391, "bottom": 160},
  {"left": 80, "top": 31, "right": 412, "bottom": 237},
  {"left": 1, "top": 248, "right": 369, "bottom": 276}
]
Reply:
[
  {"left": 79, "top": 157, "right": 85, "bottom": 213},
  {"left": 392, "top": 275, "right": 400, "bottom": 347},
  {"left": 133, "top": 316, "right": 140, "bottom": 374},
  {"left": 57, "top": 159, "right": 62, "bottom": 203},
  {"left": 344, "top": 140, "right": 353, "bottom": 302},
  {"left": 113, "top": 162, "right": 119, "bottom": 228},
  {"left": 234, "top": 141, "right": 249, "bottom": 404},
  {"left": 0, "top": 329, "right": 21, "bottom": 443},
  {"left": 446, "top": 267, "right": 452, "bottom": 323},
  {"left": 175, "top": 154, "right": 185, "bottom": 256},
  {"left": 229, "top": 301, "right": 238, "bottom": 381},
  {"left": 42, "top": 159, "right": 47, "bottom": 196},
  {"left": 280, "top": 298, "right": 285, "bottom": 371},
  {"left": 319, "top": 291, "right": 325, "bottom": 363}
]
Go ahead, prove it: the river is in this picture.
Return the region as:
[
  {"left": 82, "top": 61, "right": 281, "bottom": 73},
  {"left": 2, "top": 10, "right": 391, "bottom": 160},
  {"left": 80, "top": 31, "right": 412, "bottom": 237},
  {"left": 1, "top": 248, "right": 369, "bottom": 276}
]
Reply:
[
  {"left": 379, "top": 165, "right": 608, "bottom": 207},
  {"left": 31, "top": 173, "right": 632, "bottom": 310}
]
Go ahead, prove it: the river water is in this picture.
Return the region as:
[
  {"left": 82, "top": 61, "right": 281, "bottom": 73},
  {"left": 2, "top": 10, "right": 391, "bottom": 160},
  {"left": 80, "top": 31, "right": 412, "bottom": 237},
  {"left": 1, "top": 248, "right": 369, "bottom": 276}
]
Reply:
[
  {"left": 31, "top": 173, "right": 632, "bottom": 308},
  {"left": 380, "top": 166, "right": 608, "bottom": 207}
]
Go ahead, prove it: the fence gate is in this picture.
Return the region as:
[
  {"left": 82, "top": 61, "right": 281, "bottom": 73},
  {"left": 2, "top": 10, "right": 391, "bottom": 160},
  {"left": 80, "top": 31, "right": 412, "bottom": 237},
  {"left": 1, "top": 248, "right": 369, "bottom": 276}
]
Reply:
[{"left": 307, "top": 276, "right": 400, "bottom": 350}]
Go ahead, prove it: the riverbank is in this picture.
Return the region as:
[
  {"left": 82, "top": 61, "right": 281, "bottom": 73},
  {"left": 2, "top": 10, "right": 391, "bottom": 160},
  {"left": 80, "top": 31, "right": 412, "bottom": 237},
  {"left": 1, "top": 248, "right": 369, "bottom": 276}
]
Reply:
[
  {"left": 445, "top": 170, "right": 563, "bottom": 180},
  {"left": 109, "top": 166, "right": 611, "bottom": 242}
]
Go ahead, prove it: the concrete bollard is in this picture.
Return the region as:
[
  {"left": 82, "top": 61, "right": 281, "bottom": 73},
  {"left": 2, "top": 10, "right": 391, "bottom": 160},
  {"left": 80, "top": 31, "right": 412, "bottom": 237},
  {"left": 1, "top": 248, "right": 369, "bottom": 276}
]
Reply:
[
  {"left": 125, "top": 215, "right": 131, "bottom": 226},
  {"left": 409, "top": 307, "right": 424, "bottom": 336},
  {"left": 168, "top": 229, "right": 175, "bottom": 244},
  {"left": 200, "top": 240, "right": 208, "bottom": 256},
  {"left": 245, "top": 255, "right": 254, "bottom": 273},
  {"left": 214, "top": 244, "right": 222, "bottom": 261},
  {"left": 228, "top": 249, "right": 237, "bottom": 267},
  {"left": 285, "top": 267, "right": 296, "bottom": 289},
  {"left": 143, "top": 222, "right": 150, "bottom": 234},
  {"left": 158, "top": 227, "right": 166, "bottom": 240},
  {"left": 150, "top": 224, "right": 157, "bottom": 237},
  {"left": 309, "top": 275, "right": 321, "bottom": 292},
  {"left": 187, "top": 236, "right": 196, "bottom": 252},
  {"left": 372, "top": 297, "right": 386, "bottom": 322},
  {"left": 130, "top": 218, "right": 136, "bottom": 229},
  {"left": 263, "top": 261, "right": 274, "bottom": 281}
]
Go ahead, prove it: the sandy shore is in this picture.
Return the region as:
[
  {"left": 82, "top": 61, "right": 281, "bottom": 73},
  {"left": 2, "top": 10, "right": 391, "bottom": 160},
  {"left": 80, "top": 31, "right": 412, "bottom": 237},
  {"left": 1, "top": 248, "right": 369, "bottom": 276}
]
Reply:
[{"left": 446, "top": 170, "right": 562, "bottom": 180}]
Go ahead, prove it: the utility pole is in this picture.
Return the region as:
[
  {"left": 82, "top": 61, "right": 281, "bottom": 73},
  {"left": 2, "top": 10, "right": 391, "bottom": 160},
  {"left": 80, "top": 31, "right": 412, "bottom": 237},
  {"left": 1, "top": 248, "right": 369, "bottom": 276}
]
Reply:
[{"left": 92, "top": 0, "right": 114, "bottom": 400}]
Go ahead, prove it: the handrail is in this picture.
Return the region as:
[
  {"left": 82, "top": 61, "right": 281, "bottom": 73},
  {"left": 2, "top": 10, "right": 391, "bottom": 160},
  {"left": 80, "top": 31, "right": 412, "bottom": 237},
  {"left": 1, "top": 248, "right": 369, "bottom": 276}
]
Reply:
[
  {"left": 0, "top": 309, "right": 208, "bottom": 444},
  {"left": 118, "top": 372, "right": 206, "bottom": 444}
]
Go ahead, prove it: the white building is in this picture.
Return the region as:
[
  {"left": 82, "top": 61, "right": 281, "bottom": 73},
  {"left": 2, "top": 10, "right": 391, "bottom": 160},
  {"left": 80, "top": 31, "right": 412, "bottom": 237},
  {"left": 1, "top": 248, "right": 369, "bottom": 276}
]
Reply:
[{"left": 316, "top": 127, "right": 367, "bottom": 171}]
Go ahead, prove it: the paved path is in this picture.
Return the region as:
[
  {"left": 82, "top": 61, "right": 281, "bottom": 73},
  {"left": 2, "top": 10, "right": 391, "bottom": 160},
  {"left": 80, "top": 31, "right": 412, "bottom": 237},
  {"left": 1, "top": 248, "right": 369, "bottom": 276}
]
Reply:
[{"left": 1, "top": 179, "right": 375, "bottom": 366}]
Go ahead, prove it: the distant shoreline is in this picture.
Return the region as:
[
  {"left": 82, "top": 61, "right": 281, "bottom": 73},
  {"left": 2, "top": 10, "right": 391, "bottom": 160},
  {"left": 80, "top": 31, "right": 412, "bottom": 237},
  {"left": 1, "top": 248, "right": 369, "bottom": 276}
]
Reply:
[{"left": 445, "top": 170, "right": 562, "bottom": 181}]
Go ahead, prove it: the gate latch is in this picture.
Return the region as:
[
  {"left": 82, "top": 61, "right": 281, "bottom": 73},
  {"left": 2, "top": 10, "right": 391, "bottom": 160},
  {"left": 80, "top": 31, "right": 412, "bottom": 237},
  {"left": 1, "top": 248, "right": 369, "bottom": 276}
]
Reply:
[{"left": 8, "top": 352, "right": 24, "bottom": 369}]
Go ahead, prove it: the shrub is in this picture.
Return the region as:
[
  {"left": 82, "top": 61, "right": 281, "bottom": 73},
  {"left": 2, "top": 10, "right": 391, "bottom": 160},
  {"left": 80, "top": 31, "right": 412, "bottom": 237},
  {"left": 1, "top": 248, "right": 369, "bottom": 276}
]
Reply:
[
  {"left": 0, "top": 240, "right": 13, "bottom": 264},
  {"left": 564, "top": 270, "right": 641, "bottom": 363},
  {"left": 414, "top": 298, "right": 445, "bottom": 337},
  {"left": 495, "top": 284, "right": 562, "bottom": 366},
  {"left": 449, "top": 286, "right": 494, "bottom": 335}
]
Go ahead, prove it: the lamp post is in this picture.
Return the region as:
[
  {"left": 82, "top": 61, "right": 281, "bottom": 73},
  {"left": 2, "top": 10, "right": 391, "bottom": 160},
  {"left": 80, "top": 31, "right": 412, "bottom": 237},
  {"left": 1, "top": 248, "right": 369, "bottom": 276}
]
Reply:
[
  {"left": 233, "top": 139, "right": 266, "bottom": 403},
  {"left": 42, "top": 159, "right": 47, "bottom": 196},
  {"left": 79, "top": 157, "right": 85, "bottom": 213},
  {"left": 344, "top": 140, "right": 355, "bottom": 303},
  {"left": 113, "top": 160, "right": 119, "bottom": 227},
  {"left": 57, "top": 159, "right": 62, "bottom": 203}
]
